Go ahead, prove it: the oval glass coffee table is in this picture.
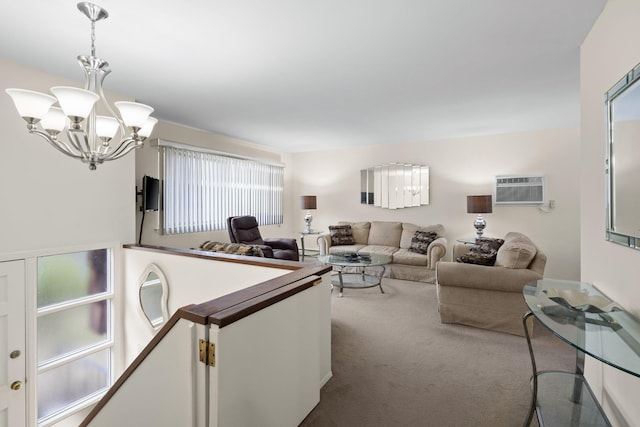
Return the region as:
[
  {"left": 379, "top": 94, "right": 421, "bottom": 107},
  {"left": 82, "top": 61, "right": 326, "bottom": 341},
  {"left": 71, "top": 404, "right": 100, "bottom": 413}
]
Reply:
[{"left": 318, "top": 253, "right": 391, "bottom": 297}]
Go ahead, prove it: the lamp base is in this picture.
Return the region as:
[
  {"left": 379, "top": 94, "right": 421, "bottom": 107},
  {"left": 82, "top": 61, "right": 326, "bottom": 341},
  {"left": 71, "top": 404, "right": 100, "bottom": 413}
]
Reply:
[
  {"left": 304, "top": 212, "right": 313, "bottom": 233},
  {"left": 473, "top": 214, "right": 486, "bottom": 238}
]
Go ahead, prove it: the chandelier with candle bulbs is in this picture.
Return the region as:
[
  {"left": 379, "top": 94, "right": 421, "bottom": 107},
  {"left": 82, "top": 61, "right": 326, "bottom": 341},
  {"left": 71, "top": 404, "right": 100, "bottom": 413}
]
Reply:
[{"left": 6, "top": 2, "right": 156, "bottom": 170}]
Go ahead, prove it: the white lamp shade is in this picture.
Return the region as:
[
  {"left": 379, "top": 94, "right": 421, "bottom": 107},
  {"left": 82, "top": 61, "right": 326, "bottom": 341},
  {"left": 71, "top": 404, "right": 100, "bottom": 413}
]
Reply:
[
  {"left": 114, "top": 101, "right": 154, "bottom": 128},
  {"left": 138, "top": 117, "right": 158, "bottom": 138},
  {"left": 96, "top": 116, "right": 120, "bottom": 139},
  {"left": 40, "top": 107, "right": 67, "bottom": 132},
  {"left": 5, "top": 88, "right": 57, "bottom": 120},
  {"left": 51, "top": 86, "right": 100, "bottom": 120}
]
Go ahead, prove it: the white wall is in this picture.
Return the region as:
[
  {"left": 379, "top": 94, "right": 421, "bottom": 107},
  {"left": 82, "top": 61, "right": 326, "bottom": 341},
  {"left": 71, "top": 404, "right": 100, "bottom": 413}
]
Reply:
[
  {"left": 292, "top": 127, "right": 581, "bottom": 280},
  {"left": 581, "top": 0, "right": 640, "bottom": 425},
  {"left": 134, "top": 121, "right": 296, "bottom": 248}
]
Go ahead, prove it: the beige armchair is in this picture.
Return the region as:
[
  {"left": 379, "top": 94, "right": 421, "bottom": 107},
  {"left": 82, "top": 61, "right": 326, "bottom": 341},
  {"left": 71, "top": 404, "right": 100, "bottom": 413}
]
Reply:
[{"left": 436, "top": 232, "right": 546, "bottom": 336}]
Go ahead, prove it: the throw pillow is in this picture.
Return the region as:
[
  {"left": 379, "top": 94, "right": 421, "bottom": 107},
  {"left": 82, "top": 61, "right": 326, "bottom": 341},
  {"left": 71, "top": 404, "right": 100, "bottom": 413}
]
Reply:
[
  {"left": 329, "top": 225, "right": 355, "bottom": 246},
  {"left": 339, "top": 221, "right": 371, "bottom": 244},
  {"left": 455, "top": 237, "right": 504, "bottom": 266},
  {"left": 456, "top": 247, "right": 498, "bottom": 266},
  {"left": 495, "top": 234, "right": 537, "bottom": 269},
  {"left": 199, "top": 241, "right": 265, "bottom": 257},
  {"left": 408, "top": 230, "right": 438, "bottom": 254},
  {"left": 474, "top": 237, "right": 505, "bottom": 252}
]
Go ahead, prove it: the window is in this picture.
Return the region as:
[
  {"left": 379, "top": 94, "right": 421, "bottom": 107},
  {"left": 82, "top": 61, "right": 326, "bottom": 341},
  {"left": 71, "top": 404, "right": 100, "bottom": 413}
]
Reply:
[
  {"left": 161, "top": 144, "right": 284, "bottom": 234},
  {"left": 36, "top": 249, "right": 113, "bottom": 425}
]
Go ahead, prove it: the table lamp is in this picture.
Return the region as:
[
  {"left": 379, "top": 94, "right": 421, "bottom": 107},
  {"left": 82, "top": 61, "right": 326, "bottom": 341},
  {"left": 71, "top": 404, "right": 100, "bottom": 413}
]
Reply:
[
  {"left": 467, "top": 195, "right": 492, "bottom": 238},
  {"left": 301, "top": 195, "right": 317, "bottom": 233}
]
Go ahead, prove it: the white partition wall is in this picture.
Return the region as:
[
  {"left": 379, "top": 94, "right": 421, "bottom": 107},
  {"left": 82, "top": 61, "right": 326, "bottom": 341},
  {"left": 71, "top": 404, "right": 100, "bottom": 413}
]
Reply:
[
  {"left": 83, "top": 246, "right": 332, "bottom": 427},
  {"left": 84, "top": 319, "right": 205, "bottom": 427},
  {"left": 211, "top": 280, "right": 330, "bottom": 427}
]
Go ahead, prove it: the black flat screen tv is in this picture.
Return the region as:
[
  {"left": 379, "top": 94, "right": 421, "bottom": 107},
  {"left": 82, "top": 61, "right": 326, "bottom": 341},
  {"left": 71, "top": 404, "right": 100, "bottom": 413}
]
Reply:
[{"left": 142, "top": 175, "right": 160, "bottom": 212}]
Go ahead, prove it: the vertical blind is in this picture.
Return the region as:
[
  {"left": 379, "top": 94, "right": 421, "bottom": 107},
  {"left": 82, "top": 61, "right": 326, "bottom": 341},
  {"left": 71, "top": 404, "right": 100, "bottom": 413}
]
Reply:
[{"left": 162, "top": 146, "right": 284, "bottom": 235}]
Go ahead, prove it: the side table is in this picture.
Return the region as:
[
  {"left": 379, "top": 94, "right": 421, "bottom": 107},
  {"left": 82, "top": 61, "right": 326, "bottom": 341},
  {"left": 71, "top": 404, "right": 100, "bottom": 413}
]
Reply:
[
  {"left": 521, "top": 279, "right": 640, "bottom": 426},
  {"left": 456, "top": 237, "right": 478, "bottom": 245},
  {"left": 299, "top": 230, "right": 321, "bottom": 261}
]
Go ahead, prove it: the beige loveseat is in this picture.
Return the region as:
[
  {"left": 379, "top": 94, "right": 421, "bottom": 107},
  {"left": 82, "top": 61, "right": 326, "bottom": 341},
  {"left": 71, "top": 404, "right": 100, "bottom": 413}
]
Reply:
[
  {"left": 317, "top": 221, "right": 447, "bottom": 283},
  {"left": 436, "top": 232, "right": 546, "bottom": 336}
]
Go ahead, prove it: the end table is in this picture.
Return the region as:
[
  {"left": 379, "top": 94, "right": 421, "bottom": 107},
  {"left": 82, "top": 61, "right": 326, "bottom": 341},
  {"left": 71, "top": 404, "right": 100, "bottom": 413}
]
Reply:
[{"left": 299, "top": 230, "right": 321, "bottom": 261}]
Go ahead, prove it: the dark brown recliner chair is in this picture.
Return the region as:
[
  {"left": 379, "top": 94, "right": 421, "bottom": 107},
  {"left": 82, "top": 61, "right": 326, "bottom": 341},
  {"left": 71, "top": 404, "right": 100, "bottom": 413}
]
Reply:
[{"left": 227, "top": 216, "right": 300, "bottom": 261}]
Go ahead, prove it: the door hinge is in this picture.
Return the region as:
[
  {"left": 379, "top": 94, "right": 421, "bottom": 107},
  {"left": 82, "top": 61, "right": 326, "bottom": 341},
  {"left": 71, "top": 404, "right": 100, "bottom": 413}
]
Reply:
[{"left": 199, "top": 339, "right": 216, "bottom": 367}]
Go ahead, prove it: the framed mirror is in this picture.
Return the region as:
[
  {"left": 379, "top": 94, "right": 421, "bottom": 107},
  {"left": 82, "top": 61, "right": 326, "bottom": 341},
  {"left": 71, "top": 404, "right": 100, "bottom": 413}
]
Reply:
[
  {"left": 605, "top": 61, "right": 640, "bottom": 249},
  {"left": 138, "top": 263, "right": 169, "bottom": 330},
  {"left": 360, "top": 163, "right": 429, "bottom": 209}
]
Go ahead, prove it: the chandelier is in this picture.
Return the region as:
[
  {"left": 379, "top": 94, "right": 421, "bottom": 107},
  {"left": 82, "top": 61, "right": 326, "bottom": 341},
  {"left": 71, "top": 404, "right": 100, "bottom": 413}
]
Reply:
[{"left": 5, "top": 2, "right": 156, "bottom": 170}]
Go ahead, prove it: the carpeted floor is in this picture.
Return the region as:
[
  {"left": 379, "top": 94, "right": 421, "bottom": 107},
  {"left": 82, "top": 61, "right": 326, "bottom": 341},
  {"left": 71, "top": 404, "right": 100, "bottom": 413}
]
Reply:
[{"left": 299, "top": 278, "right": 575, "bottom": 427}]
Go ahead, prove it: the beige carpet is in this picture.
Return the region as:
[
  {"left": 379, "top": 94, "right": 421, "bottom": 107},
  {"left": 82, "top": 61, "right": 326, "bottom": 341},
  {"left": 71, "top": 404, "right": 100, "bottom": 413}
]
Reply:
[{"left": 300, "top": 278, "right": 575, "bottom": 427}]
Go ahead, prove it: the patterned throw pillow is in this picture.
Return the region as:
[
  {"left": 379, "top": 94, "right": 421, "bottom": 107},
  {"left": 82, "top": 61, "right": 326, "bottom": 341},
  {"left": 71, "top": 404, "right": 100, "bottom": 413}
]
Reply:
[
  {"left": 329, "top": 225, "right": 355, "bottom": 246},
  {"left": 474, "top": 237, "right": 505, "bottom": 252},
  {"left": 456, "top": 248, "right": 498, "bottom": 266},
  {"left": 199, "top": 241, "right": 264, "bottom": 257},
  {"left": 408, "top": 230, "right": 438, "bottom": 254},
  {"left": 456, "top": 237, "right": 504, "bottom": 266}
]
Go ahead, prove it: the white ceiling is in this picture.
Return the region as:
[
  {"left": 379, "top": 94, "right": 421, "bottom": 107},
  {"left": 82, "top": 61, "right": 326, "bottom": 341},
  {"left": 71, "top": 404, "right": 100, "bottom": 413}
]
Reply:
[{"left": 0, "top": 0, "right": 606, "bottom": 152}]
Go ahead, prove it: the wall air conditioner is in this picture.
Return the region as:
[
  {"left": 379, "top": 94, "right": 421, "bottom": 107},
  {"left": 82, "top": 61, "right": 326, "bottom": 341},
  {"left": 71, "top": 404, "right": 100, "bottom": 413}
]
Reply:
[{"left": 494, "top": 175, "right": 545, "bottom": 206}]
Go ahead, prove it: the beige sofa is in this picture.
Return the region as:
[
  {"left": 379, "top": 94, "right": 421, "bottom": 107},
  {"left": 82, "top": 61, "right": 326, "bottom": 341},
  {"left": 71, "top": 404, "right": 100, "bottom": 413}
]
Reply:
[
  {"left": 436, "top": 232, "right": 546, "bottom": 336},
  {"left": 317, "top": 221, "right": 447, "bottom": 283}
]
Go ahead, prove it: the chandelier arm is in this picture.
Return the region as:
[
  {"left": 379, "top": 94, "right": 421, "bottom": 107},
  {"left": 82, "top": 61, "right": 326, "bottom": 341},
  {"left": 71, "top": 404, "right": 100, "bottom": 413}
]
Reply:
[
  {"left": 109, "top": 144, "right": 142, "bottom": 161},
  {"left": 29, "top": 130, "right": 84, "bottom": 159},
  {"left": 101, "top": 137, "right": 133, "bottom": 158},
  {"left": 96, "top": 68, "right": 127, "bottom": 140},
  {"left": 108, "top": 138, "right": 139, "bottom": 160}
]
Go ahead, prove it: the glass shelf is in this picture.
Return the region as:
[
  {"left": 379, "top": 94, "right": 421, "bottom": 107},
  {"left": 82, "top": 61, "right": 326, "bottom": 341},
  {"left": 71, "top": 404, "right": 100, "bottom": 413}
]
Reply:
[{"left": 535, "top": 371, "right": 610, "bottom": 427}]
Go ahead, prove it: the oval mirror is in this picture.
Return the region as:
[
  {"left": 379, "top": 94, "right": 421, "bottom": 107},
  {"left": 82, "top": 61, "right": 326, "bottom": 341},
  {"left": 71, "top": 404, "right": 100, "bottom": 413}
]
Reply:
[{"left": 138, "top": 263, "right": 169, "bottom": 330}]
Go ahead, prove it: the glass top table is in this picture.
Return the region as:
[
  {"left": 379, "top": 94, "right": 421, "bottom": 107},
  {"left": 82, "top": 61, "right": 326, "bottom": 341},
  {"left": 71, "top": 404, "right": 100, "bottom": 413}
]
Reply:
[
  {"left": 299, "top": 230, "right": 322, "bottom": 261},
  {"left": 318, "top": 253, "right": 391, "bottom": 297},
  {"left": 523, "top": 278, "right": 640, "bottom": 378},
  {"left": 522, "top": 279, "right": 640, "bottom": 427}
]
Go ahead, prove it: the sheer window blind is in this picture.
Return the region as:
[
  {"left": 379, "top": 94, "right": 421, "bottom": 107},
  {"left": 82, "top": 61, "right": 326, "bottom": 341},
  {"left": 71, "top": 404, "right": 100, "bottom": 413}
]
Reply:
[{"left": 162, "top": 145, "right": 284, "bottom": 235}]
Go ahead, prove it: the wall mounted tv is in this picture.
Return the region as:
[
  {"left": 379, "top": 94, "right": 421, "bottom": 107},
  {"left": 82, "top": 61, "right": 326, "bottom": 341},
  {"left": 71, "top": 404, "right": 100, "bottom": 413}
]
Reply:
[{"left": 142, "top": 175, "right": 160, "bottom": 212}]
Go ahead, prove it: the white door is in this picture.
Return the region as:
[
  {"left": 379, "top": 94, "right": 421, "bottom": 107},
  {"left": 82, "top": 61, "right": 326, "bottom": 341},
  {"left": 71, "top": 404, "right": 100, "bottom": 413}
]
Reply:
[{"left": 0, "top": 260, "right": 26, "bottom": 427}]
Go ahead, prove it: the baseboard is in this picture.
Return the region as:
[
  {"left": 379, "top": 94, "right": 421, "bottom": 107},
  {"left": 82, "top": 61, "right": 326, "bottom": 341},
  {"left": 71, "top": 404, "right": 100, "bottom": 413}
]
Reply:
[
  {"left": 602, "top": 386, "right": 631, "bottom": 427},
  {"left": 320, "top": 370, "right": 333, "bottom": 388}
]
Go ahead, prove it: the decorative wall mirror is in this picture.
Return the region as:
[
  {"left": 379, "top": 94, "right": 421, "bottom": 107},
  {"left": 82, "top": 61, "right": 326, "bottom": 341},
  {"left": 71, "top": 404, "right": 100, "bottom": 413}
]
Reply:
[
  {"left": 361, "top": 163, "right": 429, "bottom": 209},
  {"left": 605, "top": 61, "right": 640, "bottom": 249},
  {"left": 138, "top": 263, "right": 169, "bottom": 330}
]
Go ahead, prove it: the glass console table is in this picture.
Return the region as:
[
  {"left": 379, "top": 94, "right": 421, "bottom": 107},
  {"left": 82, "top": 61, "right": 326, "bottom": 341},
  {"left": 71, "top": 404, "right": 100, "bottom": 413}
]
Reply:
[{"left": 522, "top": 279, "right": 640, "bottom": 426}]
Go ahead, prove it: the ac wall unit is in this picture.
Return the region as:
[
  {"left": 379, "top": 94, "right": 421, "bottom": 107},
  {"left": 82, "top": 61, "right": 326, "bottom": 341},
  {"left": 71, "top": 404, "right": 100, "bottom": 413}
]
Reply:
[{"left": 494, "top": 175, "right": 545, "bottom": 205}]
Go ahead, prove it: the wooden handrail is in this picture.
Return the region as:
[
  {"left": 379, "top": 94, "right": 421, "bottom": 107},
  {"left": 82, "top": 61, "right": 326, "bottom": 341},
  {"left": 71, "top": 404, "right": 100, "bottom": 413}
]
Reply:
[{"left": 124, "top": 243, "right": 303, "bottom": 270}]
